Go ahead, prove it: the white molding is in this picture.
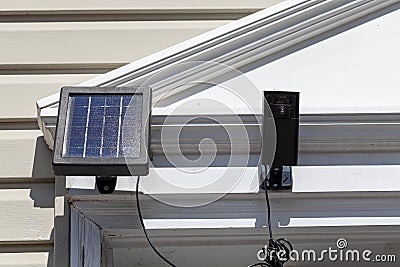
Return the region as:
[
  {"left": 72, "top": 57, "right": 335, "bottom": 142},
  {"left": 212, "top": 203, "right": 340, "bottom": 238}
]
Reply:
[
  {"left": 70, "top": 207, "right": 101, "bottom": 267},
  {"left": 36, "top": 0, "right": 399, "bottom": 144},
  {"left": 102, "top": 226, "right": 400, "bottom": 247},
  {"left": 44, "top": 112, "right": 400, "bottom": 154},
  {"left": 70, "top": 190, "right": 400, "bottom": 241},
  {"left": 65, "top": 165, "right": 400, "bottom": 194}
]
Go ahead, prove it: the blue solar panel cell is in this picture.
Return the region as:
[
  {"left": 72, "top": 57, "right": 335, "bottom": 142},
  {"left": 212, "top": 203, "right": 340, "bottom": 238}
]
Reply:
[
  {"left": 90, "top": 106, "right": 105, "bottom": 116},
  {"left": 91, "top": 96, "right": 106, "bottom": 106},
  {"left": 86, "top": 147, "right": 101, "bottom": 157},
  {"left": 88, "top": 116, "right": 103, "bottom": 127},
  {"left": 64, "top": 94, "right": 142, "bottom": 158},
  {"left": 68, "top": 137, "right": 85, "bottom": 148},
  {"left": 105, "top": 107, "right": 120, "bottom": 116},
  {"left": 87, "top": 127, "right": 102, "bottom": 137},
  {"left": 103, "top": 136, "right": 118, "bottom": 147},
  {"left": 70, "top": 116, "right": 87, "bottom": 127},
  {"left": 104, "top": 116, "right": 120, "bottom": 127},
  {"left": 106, "top": 95, "right": 121, "bottom": 106},
  {"left": 73, "top": 96, "right": 89, "bottom": 106},
  {"left": 68, "top": 147, "right": 84, "bottom": 157},
  {"left": 72, "top": 106, "right": 88, "bottom": 116},
  {"left": 103, "top": 127, "right": 119, "bottom": 136},
  {"left": 102, "top": 147, "right": 118, "bottom": 157},
  {"left": 70, "top": 127, "right": 86, "bottom": 136},
  {"left": 86, "top": 137, "right": 102, "bottom": 148},
  {"left": 122, "top": 95, "right": 133, "bottom": 106}
]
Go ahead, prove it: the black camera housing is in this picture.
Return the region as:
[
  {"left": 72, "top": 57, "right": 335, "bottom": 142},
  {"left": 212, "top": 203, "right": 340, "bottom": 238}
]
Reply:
[{"left": 262, "top": 91, "right": 299, "bottom": 189}]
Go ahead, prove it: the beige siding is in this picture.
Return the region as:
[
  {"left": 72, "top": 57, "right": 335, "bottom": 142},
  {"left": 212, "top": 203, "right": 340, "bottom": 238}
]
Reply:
[
  {"left": 0, "top": 75, "right": 96, "bottom": 120},
  {"left": 0, "top": 21, "right": 230, "bottom": 66},
  {"left": 0, "top": 184, "right": 54, "bottom": 241},
  {"left": 0, "top": 130, "right": 53, "bottom": 178},
  {"left": 0, "top": 1, "right": 285, "bottom": 266},
  {"left": 0, "top": 0, "right": 274, "bottom": 12},
  {"left": 0, "top": 253, "right": 50, "bottom": 267}
]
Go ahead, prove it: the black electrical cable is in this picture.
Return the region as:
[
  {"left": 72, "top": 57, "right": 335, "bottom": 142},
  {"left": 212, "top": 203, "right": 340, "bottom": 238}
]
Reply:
[
  {"left": 135, "top": 176, "right": 177, "bottom": 267},
  {"left": 248, "top": 174, "right": 293, "bottom": 267},
  {"left": 264, "top": 177, "right": 273, "bottom": 240},
  {"left": 248, "top": 263, "right": 270, "bottom": 267},
  {"left": 136, "top": 172, "right": 292, "bottom": 267}
]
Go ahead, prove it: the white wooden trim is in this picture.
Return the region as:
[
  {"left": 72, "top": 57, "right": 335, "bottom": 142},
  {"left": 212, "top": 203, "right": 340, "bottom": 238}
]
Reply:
[
  {"left": 35, "top": 0, "right": 307, "bottom": 109},
  {"left": 53, "top": 176, "right": 69, "bottom": 267},
  {"left": 73, "top": 192, "right": 400, "bottom": 240},
  {"left": 66, "top": 165, "right": 400, "bottom": 195},
  {"left": 36, "top": 0, "right": 397, "bottom": 107},
  {"left": 36, "top": 0, "right": 399, "bottom": 150},
  {"left": 70, "top": 207, "right": 102, "bottom": 267}
]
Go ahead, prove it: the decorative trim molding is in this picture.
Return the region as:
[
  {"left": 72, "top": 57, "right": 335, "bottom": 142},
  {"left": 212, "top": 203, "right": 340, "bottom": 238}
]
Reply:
[{"left": 36, "top": 0, "right": 399, "bottom": 151}]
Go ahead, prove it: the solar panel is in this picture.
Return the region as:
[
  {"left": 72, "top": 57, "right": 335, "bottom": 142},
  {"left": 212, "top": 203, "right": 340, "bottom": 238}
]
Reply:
[
  {"left": 52, "top": 86, "right": 151, "bottom": 176},
  {"left": 64, "top": 94, "right": 143, "bottom": 158}
]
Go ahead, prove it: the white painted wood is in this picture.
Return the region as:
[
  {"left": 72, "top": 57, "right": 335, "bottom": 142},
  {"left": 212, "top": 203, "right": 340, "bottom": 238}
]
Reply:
[
  {"left": 106, "top": 226, "right": 400, "bottom": 266},
  {"left": 72, "top": 187, "right": 400, "bottom": 266},
  {"left": 53, "top": 176, "right": 69, "bottom": 267},
  {"left": 83, "top": 219, "right": 101, "bottom": 267},
  {"left": 282, "top": 217, "right": 400, "bottom": 227},
  {"left": 292, "top": 165, "right": 400, "bottom": 192},
  {"left": 0, "top": 184, "right": 54, "bottom": 242},
  {"left": 37, "top": 0, "right": 399, "bottom": 143},
  {"left": 70, "top": 207, "right": 101, "bottom": 267},
  {"left": 144, "top": 218, "right": 257, "bottom": 229},
  {"left": 35, "top": 0, "right": 318, "bottom": 109},
  {"left": 70, "top": 208, "right": 80, "bottom": 267},
  {"left": 66, "top": 167, "right": 259, "bottom": 194},
  {"left": 73, "top": 191, "right": 400, "bottom": 229},
  {"left": 67, "top": 165, "right": 400, "bottom": 194},
  {"left": 246, "top": 3, "right": 400, "bottom": 114},
  {"left": 0, "top": 252, "right": 50, "bottom": 267}
]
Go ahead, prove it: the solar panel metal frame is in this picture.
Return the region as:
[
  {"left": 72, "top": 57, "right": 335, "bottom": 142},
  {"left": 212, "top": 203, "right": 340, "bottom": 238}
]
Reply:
[{"left": 52, "top": 86, "right": 151, "bottom": 176}]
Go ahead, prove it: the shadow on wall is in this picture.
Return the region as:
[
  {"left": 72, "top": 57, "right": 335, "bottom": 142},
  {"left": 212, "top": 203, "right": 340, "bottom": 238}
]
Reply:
[
  {"left": 30, "top": 136, "right": 56, "bottom": 266},
  {"left": 32, "top": 136, "right": 54, "bottom": 178}
]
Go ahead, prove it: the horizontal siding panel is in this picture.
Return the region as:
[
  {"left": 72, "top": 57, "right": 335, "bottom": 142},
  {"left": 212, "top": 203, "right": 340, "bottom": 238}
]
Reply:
[
  {"left": 0, "top": 0, "right": 276, "bottom": 12},
  {"left": 0, "top": 183, "right": 54, "bottom": 242},
  {"left": 0, "top": 21, "right": 230, "bottom": 66},
  {"left": 0, "top": 74, "right": 97, "bottom": 120},
  {"left": 0, "top": 130, "right": 53, "bottom": 178},
  {"left": 0, "top": 252, "right": 49, "bottom": 267}
]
